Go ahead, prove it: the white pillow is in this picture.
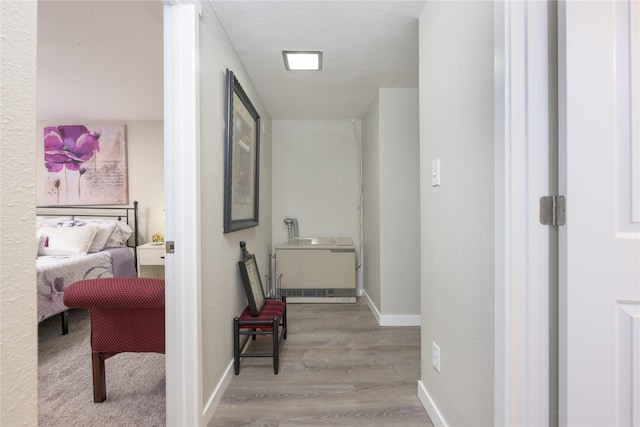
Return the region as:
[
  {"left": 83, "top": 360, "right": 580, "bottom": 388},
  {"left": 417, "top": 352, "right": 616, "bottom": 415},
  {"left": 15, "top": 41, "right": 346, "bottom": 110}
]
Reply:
[
  {"left": 87, "top": 222, "right": 117, "bottom": 253},
  {"left": 70, "top": 218, "right": 133, "bottom": 249},
  {"left": 104, "top": 222, "right": 133, "bottom": 248},
  {"left": 36, "top": 216, "right": 74, "bottom": 228},
  {"left": 37, "top": 225, "right": 98, "bottom": 256},
  {"left": 36, "top": 236, "right": 43, "bottom": 258}
]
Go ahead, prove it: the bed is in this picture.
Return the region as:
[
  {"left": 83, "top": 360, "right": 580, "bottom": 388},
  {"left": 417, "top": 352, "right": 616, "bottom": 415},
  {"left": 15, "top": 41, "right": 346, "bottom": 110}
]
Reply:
[{"left": 36, "top": 202, "right": 139, "bottom": 334}]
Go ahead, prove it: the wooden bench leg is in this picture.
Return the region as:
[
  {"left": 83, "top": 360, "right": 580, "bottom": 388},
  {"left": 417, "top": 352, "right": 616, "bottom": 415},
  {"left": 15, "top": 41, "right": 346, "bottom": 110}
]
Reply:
[
  {"left": 283, "top": 304, "right": 287, "bottom": 340},
  {"left": 61, "top": 310, "right": 69, "bottom": 335},
  {"left": 233, "top": 317, "right": 240, "bottom": 375},
  {"left": 92, "top": 352, "right": 107, "bottom": 403},
  {"left": 272, "top": 317, "right": 279, "bottom": 375}
]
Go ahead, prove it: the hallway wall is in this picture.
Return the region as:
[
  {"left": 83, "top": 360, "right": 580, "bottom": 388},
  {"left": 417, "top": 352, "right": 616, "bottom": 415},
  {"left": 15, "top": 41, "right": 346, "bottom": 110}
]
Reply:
[
  {"left": 271, "top": 120, "right": 362, "bottom": 291},
  {"left": 363, "top": 95, "right": 381, "bottom": 307},
  {"left": 362, "top": 88, "right": 420, "bottom": 321},
  {"left": 199, "top": 3, "right": 273, "bottom": 419},
  {"left": 418, "top": 1, "right": 495, "bottom": 425}
]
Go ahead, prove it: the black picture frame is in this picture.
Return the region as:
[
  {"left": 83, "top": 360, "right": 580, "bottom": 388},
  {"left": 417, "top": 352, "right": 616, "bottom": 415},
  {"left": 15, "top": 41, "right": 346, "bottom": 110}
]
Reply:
[
  {"left": 224, "top": 69, "right": 261, "bottom": 233},
  {"left": 238, "top": 254, "right": 266, "bottom": 316}
]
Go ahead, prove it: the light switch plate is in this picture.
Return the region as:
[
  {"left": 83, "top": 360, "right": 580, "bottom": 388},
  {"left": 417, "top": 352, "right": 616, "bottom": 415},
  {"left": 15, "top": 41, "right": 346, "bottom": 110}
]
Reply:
[
  {"left": 432, "top": 159, "right": 441, "bottom": 187},
  {"left": 432, "top": 341, "right": 441, "bottom": 372}
]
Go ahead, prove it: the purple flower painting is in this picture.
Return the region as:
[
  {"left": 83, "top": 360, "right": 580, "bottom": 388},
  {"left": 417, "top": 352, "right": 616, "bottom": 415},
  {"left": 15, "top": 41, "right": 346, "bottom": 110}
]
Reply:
[
  {"left": 44, "top": 125, "right": 100, "bottom": 172},
  {"left": 42, "top": 124, "right": 128, "bottom": 205}
]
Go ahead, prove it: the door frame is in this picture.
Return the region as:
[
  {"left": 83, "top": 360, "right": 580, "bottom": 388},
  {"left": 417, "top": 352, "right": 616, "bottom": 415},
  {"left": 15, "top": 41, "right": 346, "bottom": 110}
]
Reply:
[
  {"left": 163, "top": 2, "right": 203, "bottom": 425},
  {"left": 162, "top": 1, "right": 557, "bottom": 424},
  {"left": 494, "top": 1, "right": 553, "bottom": 425}
]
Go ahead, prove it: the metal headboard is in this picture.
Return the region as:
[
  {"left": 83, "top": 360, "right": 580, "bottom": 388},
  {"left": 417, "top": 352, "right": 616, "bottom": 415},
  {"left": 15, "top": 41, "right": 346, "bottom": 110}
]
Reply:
[{"left": 36, "top": 201, "right": 139, "bottom": 267}]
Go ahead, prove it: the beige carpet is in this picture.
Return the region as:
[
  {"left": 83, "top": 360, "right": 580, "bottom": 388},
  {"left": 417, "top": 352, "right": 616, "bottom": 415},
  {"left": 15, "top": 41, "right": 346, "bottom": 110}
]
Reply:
[{"left": 38, "top": 309, "right": 165, "bottom": 426}]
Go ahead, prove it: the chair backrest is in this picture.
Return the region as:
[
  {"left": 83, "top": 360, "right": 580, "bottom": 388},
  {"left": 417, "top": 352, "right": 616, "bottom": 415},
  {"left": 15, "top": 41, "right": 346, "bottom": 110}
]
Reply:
[{"left": 238, "top": 241, "right": 266, "bottom": 316}]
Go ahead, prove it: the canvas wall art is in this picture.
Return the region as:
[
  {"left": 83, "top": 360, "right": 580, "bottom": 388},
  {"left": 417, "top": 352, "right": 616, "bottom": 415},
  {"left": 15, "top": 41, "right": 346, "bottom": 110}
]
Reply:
[
  {"left": 43, "top": 124, "right": 128, "bottom": 205},
  {"left": 223, "top": 69, "right": 261, "bottom": 233}
]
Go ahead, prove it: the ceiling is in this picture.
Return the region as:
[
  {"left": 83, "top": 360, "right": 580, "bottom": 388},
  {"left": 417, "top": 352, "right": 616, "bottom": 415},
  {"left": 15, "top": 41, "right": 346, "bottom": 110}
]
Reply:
[
  {"left": 37, "top": 0, "right": 425, "bottom": 121},
  {"left": 210, "top": 1, "right": 425, "bottom": 120}
]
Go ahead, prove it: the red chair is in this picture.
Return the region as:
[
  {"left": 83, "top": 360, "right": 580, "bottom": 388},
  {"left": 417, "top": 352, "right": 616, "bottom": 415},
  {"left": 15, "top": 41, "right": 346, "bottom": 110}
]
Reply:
[
  {"left": 234, "top": 297, "right": 287, "bottom": 374},
  {"left": 234, "top": 241, "right": 287, "bottom": 374},
  {"left": 63, "top": 277, "right": 165, "bottom": 403}
]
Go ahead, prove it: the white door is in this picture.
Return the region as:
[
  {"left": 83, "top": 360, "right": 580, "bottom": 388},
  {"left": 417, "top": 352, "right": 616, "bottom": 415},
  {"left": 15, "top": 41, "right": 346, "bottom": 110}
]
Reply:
[{"left": 559, "top": 1, "right": 640, "bottom": 425}]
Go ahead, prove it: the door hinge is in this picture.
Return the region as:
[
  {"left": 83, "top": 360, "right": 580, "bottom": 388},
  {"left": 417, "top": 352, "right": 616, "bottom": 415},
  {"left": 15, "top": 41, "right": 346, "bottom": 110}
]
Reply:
[
  {"left": 540, "top": 196, "right": 566, "bottom": 226},
  {"left": 165, "top": 240, "right": 175, "bottom": 254}
]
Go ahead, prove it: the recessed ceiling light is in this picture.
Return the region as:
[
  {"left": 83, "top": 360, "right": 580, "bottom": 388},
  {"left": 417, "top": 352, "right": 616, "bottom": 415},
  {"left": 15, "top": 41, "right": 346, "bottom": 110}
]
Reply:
[{"left": 283, "top": 51, "right": 322, "bottom": 71}]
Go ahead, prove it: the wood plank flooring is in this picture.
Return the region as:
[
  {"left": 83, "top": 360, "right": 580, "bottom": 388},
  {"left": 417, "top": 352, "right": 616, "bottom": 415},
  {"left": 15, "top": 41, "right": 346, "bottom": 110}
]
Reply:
[{"left": 209, "top": 299, "right": 433, "bottom": 426}]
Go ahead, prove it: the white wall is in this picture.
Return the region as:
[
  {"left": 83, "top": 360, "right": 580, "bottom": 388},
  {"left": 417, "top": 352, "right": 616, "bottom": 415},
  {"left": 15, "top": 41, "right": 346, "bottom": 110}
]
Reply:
[
  {"left": 362, "top": 94, "right": 381, "bottom": 307},
  {"left": 36, "top": 121, "right": 164, "bottom": 243},
  {"left": 0, "top": 2, "right": 38, "bottom": 425},
  {"left": 362, "top": 89, "right": 420, "bottom": 320},
  {"left": 126, "top": 122, "right": 164, "bottom": 241},
  {"left": 199, "top": 3, "right": 272, "bottom": 421},
  {"left": 418, "top": 2, "right": 495, "bottom": 426},
  {"left": 271, "top": 120, "right": 362, "bottom": 290},
  {"left": 379, "top": 88, "right": 420, "bottom": 316}
]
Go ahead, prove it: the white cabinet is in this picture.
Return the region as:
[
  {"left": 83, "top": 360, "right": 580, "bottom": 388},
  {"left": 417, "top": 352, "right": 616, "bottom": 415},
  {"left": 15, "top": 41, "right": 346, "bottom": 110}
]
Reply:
[{"left": 136, "top": 243, "right": 165, "bottom": 279}]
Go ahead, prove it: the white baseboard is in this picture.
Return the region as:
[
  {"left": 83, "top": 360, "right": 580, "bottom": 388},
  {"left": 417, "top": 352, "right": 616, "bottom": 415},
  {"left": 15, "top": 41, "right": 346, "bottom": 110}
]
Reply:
[
  {"left": 380, "top": 314, "right": 421, "bottom": 327},
  {"left": 362, "top": 290, "right": 421, "bottom": 326},
  {"left": 202, "top": 359, "right": 234, "bottom": 424},
  {"left": 418, "top": 380, "right": 448, "bottom": 427},
  {"left": 362, "top": 290, "right": 382, "bottom": 323}
]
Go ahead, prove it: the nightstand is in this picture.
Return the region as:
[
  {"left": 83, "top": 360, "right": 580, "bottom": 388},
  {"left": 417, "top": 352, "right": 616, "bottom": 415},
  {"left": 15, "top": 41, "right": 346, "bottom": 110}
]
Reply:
[{"left": 137, "top": 242, "right": 165, "bottom": 279}]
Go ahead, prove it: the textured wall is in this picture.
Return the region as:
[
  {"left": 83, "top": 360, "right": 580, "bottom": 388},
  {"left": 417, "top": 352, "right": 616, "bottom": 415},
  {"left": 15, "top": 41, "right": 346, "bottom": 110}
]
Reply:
[
  {"left": 419, "top": 1, "right": 495, "bottom": 425},
  {"left": 0, "top": 1, "right": 39, "bottom": 425}
]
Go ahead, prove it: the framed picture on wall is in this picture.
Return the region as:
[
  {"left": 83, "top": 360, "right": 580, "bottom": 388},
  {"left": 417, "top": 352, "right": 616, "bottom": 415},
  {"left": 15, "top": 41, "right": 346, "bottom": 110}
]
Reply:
[
  {"left": 238, "top": 253, "right": 266, "bottom": 316},
  {"left": 223, "top": 69, "right": 261, "bottom": 233},
  {"left": 43, "top": 124, "right": 128, "bottom": 205}
]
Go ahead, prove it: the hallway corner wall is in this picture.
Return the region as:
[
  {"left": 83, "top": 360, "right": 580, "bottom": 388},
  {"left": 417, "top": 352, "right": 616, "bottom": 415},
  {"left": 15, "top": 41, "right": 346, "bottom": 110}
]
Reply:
[{"left": 362, "top": 88, "right": 421, "bottom": 321}]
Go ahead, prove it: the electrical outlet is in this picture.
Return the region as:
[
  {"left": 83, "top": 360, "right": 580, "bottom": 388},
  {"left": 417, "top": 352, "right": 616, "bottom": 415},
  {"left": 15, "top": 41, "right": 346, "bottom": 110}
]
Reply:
[{"left": 432, "top": 342, "right": 441, "bottom": 372}]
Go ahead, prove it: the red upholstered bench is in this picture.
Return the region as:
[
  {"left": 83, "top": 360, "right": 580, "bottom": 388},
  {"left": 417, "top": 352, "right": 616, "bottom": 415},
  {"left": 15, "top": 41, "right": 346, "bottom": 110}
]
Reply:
[
  {"left": 63, "top": 277, "right": 165, "bottom": 402},
  {"left": 234, "top": 241, "right": 287, "bottom": 374}
]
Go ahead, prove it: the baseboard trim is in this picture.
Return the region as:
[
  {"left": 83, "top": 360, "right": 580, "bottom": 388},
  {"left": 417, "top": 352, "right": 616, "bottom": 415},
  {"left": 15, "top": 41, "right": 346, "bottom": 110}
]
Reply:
[
  {"left": 362, "top": 290, "right": 382, "bottom": 323},
  {"left": 202, "top": 359, "right": 234, "bottom": 424},
  {"left": 380, "top": 314, "right": 421, "bottom": 327},
  {"left": 362, "top": 290, "right": 421, "bottom": 326},
  {"left": 418, "top": 380, "right": 448, "bottom": 427}
]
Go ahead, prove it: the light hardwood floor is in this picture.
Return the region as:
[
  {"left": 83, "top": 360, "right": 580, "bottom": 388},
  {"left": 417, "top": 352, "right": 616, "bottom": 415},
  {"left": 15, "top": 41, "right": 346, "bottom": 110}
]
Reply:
[{"left": 209, "top": 299, "right": 433, "bottom": 426}]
